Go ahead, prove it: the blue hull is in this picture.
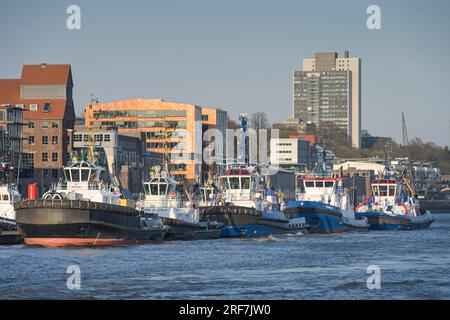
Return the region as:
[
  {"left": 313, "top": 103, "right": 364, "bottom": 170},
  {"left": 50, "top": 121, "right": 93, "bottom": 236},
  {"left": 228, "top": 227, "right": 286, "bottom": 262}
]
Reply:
[
  {"left": 285, "top": 201, "right": 358, "bottom": 234},
  {"left": 355, "top": 212, "right": 433, "bottom": 231},
  {"left": 220, "top": 224, "right": 305, "bottom": 237}
]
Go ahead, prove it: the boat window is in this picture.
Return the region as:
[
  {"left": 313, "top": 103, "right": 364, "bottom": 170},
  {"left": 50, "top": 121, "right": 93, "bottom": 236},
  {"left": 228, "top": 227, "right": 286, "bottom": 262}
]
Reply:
[
  {"left": 64, "top": 168, "right": 70, "bottom": 180},
  {"left": 389, "top": 186, "right": 396, "bottom": 197},
  {"left": 2, "top": 194, "right": 8, "bottom": 201},
  {"left": 160, "top": 183, "right": 168, "bottom": 195},
  {"left": 81, "top": 169, "right": 90, "bottom": 181},
  {"left": 204, "top": 188, "right": 213, "bottom": 201},
  {"left": 241, "top": 177, "right": 250, "bottom": 189},
  {"left": 229, "top": 177, "right": 240, "bottom": 189},
  {"left": 379, "top": 185, "right": 387, "bottom": 197},
  {"left": 304, "top": 181, "right": 314, "bottom": 188},
  {"left": 150, "top": 183, "right": 159, "bottom": 195},
  {"left": 143, "top": 183, "right": 150, "bottom": 195},
  {"left": 325, "top": 181, "right": 334, "bottom": 188},
  {"left": 71, "top": 169, "right": 80, "bottom": 182},
  {"left": 315, "top": 181, "right": 324, "bottom": 188},
  {"left": 221, "top": 177, "right": 229, "bottom": 189},
  {"left": 372, "top": 186, "right": 379, "bottom": 197}
]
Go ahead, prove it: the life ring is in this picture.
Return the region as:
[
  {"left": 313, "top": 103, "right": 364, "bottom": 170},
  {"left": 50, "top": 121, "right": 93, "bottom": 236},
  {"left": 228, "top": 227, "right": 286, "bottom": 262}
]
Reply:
[{"left": 217, "top": 199, "right": 225, "bottom": 207}]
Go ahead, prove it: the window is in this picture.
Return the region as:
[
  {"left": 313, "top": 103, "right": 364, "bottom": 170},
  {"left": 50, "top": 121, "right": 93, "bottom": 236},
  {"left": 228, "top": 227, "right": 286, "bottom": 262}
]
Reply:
[
  {"left": 202, "top": 115, "right": 209, "bottom": 121},
  {"left": 51, "top": 121, "right": 58, "bottom": 128},
  {"left": 30, "top": 104, "right": 38, "bottom": 111},
  {"left": 28, "top": 136, "right": 35, "bottom": 145},
  {"left": 28, "top": 121, "right": 35, "bottom": 129},
  {"left": 241, "top": 177, "right": 250, "bottom": 189},
  {"left": 42, "top": 121, "right": 48, "bottom": 129},
  {"left": 315, "top": 181, "right": 324, "bottom": 188},
  {"left": 42, "top": 153, "right": 48, "bottom": 162},
  {"left": 305, "top": 181, "right": 314, "bottom": 188},
  {"left": 52, "top": 169, "right": 58, "bottom": 179},
  {"left": 42, "top": 136, "right": 48, "bottom": 144},
  {"left": 52, "top": 136, "right": 58, "bottom": 145},
  {"left": 52, "top": 152, "right": 58, "bottom": 161},
  {"left": 325, "top": 181, "right": 334, "bottom": 188},
  {"left": 16, "top": 104, "right": 24, "bottom": 109},
  {"left": 389, "top": 186, "right": 396, "bottom": 197},
  {"left": 379, "top": 186, "right": 388, "bottom": 197},
  {"left": 229, "top": 177, "right": 240, "bottom": 189},
  {"left": 73, "top": 134, "right": 82, "bottom": 142},
  {"left": 104, "top": 134, "right": 111, "bottom": 142},
  {"left": 43, "top": 102, "right": 51, "bottom": 112}
]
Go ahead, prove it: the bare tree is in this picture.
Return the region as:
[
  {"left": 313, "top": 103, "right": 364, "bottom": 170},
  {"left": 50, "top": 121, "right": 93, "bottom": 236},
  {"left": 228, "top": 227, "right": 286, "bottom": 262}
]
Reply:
[{"left": 250, "top": 112, "right": 270, "bottom": 131}]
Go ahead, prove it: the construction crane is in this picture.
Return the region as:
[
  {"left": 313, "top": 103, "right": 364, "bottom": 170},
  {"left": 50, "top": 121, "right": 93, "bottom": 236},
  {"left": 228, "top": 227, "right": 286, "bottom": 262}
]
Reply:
[{"left": 402, "top": 111, "right": 409, "bottom": 146}]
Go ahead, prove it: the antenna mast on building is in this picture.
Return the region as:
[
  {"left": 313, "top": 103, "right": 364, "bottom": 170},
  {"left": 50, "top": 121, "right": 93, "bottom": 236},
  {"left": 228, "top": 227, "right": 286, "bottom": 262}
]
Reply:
[{"left": 402, "top": 111, "right": 409, "bottom": 147}]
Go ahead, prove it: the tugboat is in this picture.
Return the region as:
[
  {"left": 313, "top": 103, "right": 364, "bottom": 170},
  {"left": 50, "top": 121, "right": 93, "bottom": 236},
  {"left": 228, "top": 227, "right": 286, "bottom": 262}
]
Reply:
[
  {"left": 0, "top": 163, "right": 22, "bottom": 231},
  {"left": 15, "top": 138, "right": 166, "bottom": 247},
  {"left": 199, "top": 114, "right": 308, "bottom": 237},
  {"left": 0, "top": 145, "right": 24, "bottom": 244},
  {"left": 137, "top": 165, "right": 221, "bottom": 240},
  {"left": 199, "top": 163, "right": 308, "bottom": 237},
  {"left": 355, "top": 169, "right": 434, "bottom": 230},
  {"left": 284, "top": 175, "right": 369, "bottom": 233}
]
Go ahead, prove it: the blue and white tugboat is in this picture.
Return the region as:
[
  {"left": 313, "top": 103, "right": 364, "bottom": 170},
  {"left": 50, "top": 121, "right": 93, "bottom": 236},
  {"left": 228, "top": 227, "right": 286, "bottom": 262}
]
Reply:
[
  {"left": 199, "top": 163, "right": 308, "bottom": 237},
  {"left": 355, "top": 169, "right": 434, "bottom": 230},
  {"left": 199, "top": 113, "right": 308, "bottom": 237},
  {"left": 285, "top": 174, "right": 369, "bottom": 234}
]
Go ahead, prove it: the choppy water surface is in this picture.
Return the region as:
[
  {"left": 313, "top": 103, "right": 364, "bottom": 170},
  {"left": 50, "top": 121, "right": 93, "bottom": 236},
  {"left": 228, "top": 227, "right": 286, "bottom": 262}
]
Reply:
[{"left": 1, "top": 214, "right": 450, "bottom": 300}]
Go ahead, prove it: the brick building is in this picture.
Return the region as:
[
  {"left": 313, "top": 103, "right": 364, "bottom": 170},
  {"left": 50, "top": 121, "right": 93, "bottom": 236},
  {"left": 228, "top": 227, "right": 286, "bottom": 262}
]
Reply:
[{"left": 0, "top": 64, "right": 75, "bottom": 195}]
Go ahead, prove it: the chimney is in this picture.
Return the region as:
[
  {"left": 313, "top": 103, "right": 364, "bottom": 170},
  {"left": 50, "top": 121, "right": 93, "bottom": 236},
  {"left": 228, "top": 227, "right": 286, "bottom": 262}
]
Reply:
[
  {"left": 344, "top": 50, "right": 349, "bottom": 59},
  {"left": 40, "top": 63, "right": 47, "bottom": 69}
]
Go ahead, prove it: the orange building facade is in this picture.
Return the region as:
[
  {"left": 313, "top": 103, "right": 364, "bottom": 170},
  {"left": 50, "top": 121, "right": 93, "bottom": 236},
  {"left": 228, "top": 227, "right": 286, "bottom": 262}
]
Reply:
[{"left": 84, "top": 99, "right": 227, "bottom": 182}]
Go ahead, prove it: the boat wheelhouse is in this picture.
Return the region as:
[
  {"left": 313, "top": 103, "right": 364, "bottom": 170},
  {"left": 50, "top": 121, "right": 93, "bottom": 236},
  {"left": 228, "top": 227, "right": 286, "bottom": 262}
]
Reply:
[
  {"left": 355, "top": 170, "right": 434, "bottom": 230},
  {"left": 44, "top": 152, "right": 121, "bottom": 204},
  {"left": 137, "top": 165, "right": 220, "bottom": 240},
  {"left": 286, "top": 173, "right": 369, "bottom": 233}
]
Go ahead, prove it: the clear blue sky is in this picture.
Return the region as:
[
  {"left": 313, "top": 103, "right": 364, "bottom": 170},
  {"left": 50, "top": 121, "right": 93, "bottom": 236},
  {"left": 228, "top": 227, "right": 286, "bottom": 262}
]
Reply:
[{"left": 1, "top": 0, "right": 449, "bottom": 146}]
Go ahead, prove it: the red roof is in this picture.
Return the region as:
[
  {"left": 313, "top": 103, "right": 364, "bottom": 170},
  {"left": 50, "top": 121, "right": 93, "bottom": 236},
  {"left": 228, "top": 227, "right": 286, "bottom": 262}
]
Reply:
[
  {"left": 0, "top": 64, "right": 74, "bottom": 120},
  {"left": 0, "top": 79, "right": 20, "bottom": 103},
  {"left": 20, "top": 64, "right": 72, "bottom": 85}
]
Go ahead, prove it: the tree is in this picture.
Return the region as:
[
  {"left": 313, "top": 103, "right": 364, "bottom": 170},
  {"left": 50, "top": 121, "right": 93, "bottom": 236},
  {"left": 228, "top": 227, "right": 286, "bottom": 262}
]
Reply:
[{"left": 250, "top": 112, "right": 270, "bottom": 131}]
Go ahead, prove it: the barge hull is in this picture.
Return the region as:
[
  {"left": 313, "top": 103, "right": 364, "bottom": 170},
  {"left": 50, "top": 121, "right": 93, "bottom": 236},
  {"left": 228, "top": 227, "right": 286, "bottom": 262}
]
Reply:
[{"left": 15, "top": 200, "right": 165, "bottom": 247}]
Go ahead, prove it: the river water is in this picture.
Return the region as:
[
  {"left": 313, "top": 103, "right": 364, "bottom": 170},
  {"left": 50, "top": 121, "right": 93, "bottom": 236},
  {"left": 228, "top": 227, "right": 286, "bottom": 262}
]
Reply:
[{"left": 1, "top": 213, "right": 450, "bottom": 300}]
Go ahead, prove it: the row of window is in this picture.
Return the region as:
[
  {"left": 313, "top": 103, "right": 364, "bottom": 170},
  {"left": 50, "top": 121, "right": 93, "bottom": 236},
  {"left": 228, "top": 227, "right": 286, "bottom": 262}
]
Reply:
[
  {"left": 41, "top": 152, "right": 59, "bottom": 162},
  {"left": 29, "top": 121, "right": 58, "bottom": 129},
  {"left": 94, "top": 120, "right": 187, "bottom": 129},
  {"left": 95, "top": 110, "right": 187, "bottom": 119},
  {"left": 146, "top": 142, "right": 184, "bottom": 149},
  {"left": 73, "top": 134, "right": 111, "bottom": 142},
  {"left": 28, "top": 136, "right": 58, "bottom": 145},
  {"left": 14, "top": 103, "right": 52, "bottom": 112}
]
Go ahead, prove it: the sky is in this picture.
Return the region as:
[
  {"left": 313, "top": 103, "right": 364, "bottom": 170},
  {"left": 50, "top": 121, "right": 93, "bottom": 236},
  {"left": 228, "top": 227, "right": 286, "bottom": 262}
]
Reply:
[{"left": 0, "top": 0, "right": 449, "bottom": 146}]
